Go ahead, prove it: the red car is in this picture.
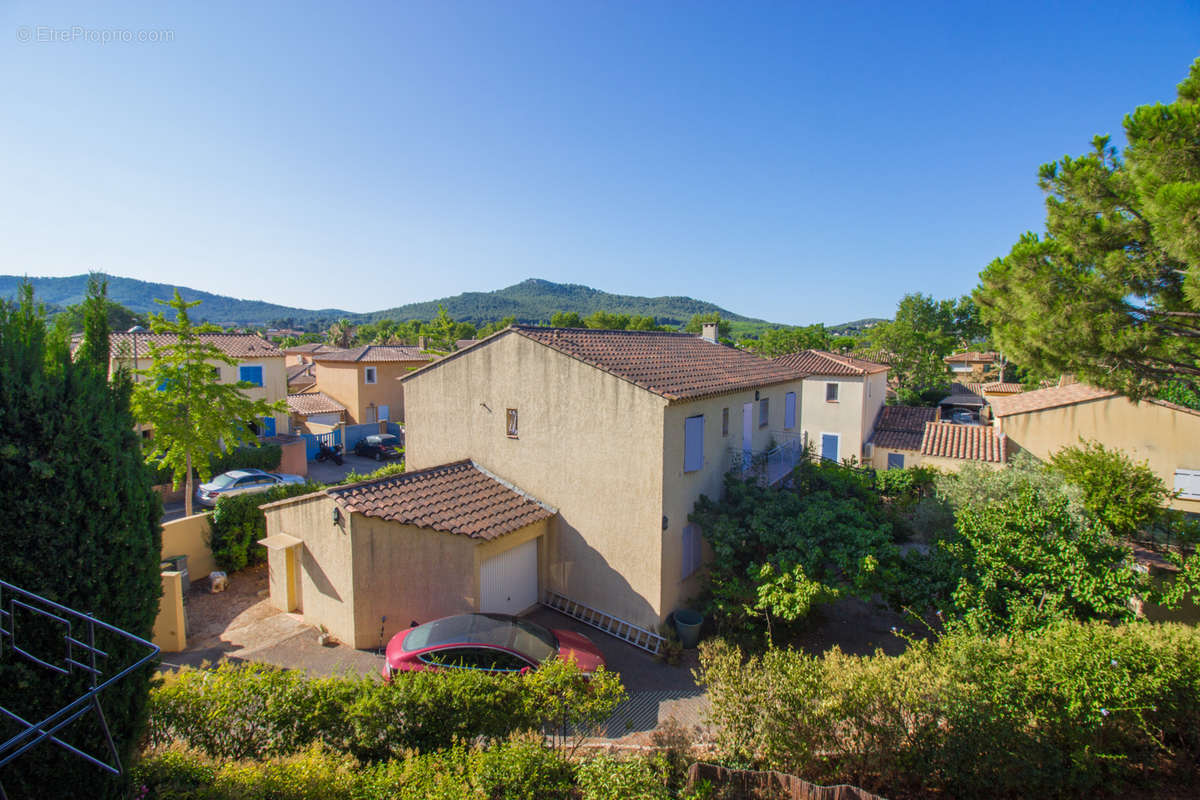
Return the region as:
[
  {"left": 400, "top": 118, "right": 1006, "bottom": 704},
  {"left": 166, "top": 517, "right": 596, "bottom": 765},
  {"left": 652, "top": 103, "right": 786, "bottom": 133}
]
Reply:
[{"left": 382, "top": 613, "right": 606, "bottom": 679}]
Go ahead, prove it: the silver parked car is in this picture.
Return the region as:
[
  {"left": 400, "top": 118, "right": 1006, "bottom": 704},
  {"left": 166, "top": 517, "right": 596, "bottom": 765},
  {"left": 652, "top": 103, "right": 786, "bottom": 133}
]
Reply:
[{"left": 195, "top": 468, "right": 305, "bottom": 508}]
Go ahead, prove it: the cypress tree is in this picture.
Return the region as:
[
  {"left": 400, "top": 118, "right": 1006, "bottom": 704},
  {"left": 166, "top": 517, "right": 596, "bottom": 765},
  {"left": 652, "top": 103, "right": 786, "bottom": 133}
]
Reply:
[{"left": 0, "top": 280, "right": 161, "bottom": 799}]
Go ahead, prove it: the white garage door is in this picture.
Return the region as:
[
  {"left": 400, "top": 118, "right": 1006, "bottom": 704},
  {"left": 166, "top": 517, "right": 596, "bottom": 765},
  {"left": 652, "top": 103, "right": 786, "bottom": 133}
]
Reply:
[{"left": 480, "top": 538, "right": 539, "bottom": 615}]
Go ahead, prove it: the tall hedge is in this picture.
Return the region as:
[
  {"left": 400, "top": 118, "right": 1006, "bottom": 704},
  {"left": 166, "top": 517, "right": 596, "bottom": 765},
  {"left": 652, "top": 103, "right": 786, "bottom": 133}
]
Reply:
[{"left": 0, "top": 281, "right": 162, "bottom": 799}]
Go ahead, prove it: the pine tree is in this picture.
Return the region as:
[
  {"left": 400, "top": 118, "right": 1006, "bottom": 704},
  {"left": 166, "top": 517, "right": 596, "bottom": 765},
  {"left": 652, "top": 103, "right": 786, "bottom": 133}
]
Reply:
[{"left": 0, "top": 281, "right": 162, "bottom": 799}]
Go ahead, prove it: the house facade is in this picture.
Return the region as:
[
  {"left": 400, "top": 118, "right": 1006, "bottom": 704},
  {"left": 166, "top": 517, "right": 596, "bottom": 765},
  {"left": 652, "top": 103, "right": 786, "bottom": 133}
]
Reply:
[
  {"left": 399, "top": 326, "right": 809, "bottom": 631},
  {"left": 773, "top": 350, "right": 888, "bottom": 463},
  {"left": 990, "top": 384, "right": 1200, "bottom": 512},
  {"left": 310, "top": 345, "right": 434, "bottom": 424},
  {"left": 106, "top": 331, "right": 289, "bottom": 436},
  {"left": 943, "top": 351, "right": 999, "bottom": 379},
  {"left": 867, "top": 405, "right": 1007, "bottom": 471}
]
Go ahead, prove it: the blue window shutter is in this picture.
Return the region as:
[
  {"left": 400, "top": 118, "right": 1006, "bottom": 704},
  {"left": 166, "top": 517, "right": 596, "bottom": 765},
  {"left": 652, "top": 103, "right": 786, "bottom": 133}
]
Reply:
[
  {"left": 262, "top": 416, "right": 276, "bottom": 437},
  {"left": 684, "top": 415, "right": 704, "bottom": 472},
  {"left": 784, "top": 392, "right": 796, "bottom": 429},
  {"left": 239, "top": 365, "right": 264, "bottom": 387}
]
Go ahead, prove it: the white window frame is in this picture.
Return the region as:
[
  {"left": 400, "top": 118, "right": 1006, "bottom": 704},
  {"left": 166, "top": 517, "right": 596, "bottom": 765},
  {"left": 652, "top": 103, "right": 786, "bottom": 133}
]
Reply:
[
  {"left": 681, "top": 523, "right": 703, "bottom": 580},
  {"left": 364, "top": 366, "right": 378, "bottom": 384},
  {"left": 684, "top": 415, "right": 704, "bottom": 472},
  {"left": 784, "top": 392, "right": 796, "bottom": 429},
  {"left": 825, "top": 382, "right": 839, "bottom": 402}
]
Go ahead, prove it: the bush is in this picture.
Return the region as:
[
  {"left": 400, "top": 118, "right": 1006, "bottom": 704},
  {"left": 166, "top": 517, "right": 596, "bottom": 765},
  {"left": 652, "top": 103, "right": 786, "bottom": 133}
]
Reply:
[
  {"left": 699, "top": 621, "right": 1200, "bottom": 798},
  {"left": 148, "top": 658, "right": 625, "bottom": 761},
  {"left": 208, "top": 482, "right": 320, "bottom": 571},
  {"left": 339, "top": 461, "right": 406, "bottom": 484},
  {"left": 575, "top": 752, "right": 672, "bottom": 800}
]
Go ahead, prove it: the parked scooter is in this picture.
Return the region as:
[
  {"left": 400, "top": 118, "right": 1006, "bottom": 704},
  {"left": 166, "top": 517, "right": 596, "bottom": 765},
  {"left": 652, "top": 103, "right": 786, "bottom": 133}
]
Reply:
[{"left": 315, "top": 442, "right": 344, "bottom": 465}]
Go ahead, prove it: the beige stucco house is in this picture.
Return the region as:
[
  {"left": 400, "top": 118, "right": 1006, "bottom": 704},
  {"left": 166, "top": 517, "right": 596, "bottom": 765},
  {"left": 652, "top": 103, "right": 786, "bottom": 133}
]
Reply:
[
  {"left": 310, "top": 345, "right": 434, "bottom": 424},
  {"left": 286, "top": 390, "right": 348, "bottom": 433},
  {"left": 105, "top": 331, "right": 289, "bottom": 436},
  {"left": 867, "top": 405, "right": 1008, "bottom": 471},
  {"left": 391, "top": 325, "right": 809, "bottom": 632},
  {"left": 260, "top": 461, "right": 554, "bottom": 648},
  {"left": 773, "top": 350, "right": 888, "bottom": 464},
  {"left": 944, "top": 351, "right": 1000, "bottom": 380},
  {"left": 989, "top": 383, "right": 1200, "bottom": 513}
]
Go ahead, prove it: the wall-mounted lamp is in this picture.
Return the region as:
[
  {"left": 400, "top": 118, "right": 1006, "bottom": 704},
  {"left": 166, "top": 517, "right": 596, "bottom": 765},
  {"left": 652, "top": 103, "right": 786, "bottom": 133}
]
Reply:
[
  {"left": 755, "top": 390, "right": 760, "bottom": 401},
  {"left": 662, "top": 515, "right": 669, "bottom": 530}
]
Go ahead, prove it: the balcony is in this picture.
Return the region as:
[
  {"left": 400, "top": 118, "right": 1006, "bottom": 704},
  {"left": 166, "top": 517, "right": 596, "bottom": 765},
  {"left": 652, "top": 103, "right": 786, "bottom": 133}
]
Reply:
[{"left": 727, "top": 431, "right": 806, "bottom": 486}]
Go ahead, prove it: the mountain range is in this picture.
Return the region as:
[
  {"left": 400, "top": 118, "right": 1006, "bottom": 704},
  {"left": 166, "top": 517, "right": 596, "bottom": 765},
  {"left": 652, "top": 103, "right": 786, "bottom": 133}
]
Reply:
[{"left": 0, "top": 273, "right": 880, "bottom": 333}]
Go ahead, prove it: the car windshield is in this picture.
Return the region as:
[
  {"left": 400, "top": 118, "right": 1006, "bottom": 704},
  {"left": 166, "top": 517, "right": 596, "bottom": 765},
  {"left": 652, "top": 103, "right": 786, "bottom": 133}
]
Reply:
[
  {"left": 403, "top": 614, "right": 558, "bottom": 662},
  {"left": 376, "top": 435, "right": 399, "bottom": 446},
  {"left": 209, "top": 473, "right": 240, "bottom": 489}
]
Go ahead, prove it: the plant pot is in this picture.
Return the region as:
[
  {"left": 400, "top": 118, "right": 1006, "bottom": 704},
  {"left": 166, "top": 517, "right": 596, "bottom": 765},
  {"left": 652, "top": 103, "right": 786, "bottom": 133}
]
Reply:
[{"left": 673, "top": 608, "right": 703, "bottom": 649}]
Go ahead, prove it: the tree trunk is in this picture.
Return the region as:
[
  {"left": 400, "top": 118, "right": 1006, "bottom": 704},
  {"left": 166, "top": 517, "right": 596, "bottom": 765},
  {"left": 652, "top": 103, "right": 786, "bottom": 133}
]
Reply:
[{"left": 184, "top": 451, "right": 193, "bottom": 517}]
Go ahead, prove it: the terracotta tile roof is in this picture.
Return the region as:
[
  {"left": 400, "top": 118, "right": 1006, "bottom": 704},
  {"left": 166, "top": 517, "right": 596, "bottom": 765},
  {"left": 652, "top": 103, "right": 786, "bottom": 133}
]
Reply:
[
  {"left": 870, "top": 405, "right": 938, "bottom": 451},
  {"left": 988, "top": 383, "right": 1117, "bottom": 417},
  {"left": 287, "top": 391, "right": 346, "bottom": 416},
  {"left": 106, "top": 332, "right": 281, "bottom": 359},
  {"left": 920, "top": 422, "right": 1007, "bottom": 463},
  {"left": 313, "top": 345, "right": 434, "bottom": 363},
  {"left": 981, "top": 382, "right": 1024, "bottom": 394},
  {"left": 773, "top": 349, "right": 889, "bottom": 377},
  {"left": 327, "top": 460, "right": 554, "bottom": 540},
  {"left": 944, "top": 351, "right": 999, "bottom": 364},
  {"left": 455, "top": 339, "right": 478, "bottom": 351},
  {"left": 284, "top": 343, "right": 335, "bottom": 355},
  {"left": 940, "top": 382, "right": 985, "bottom": 407},
  {"left": 854, "top": 348, "right": 896, "bottom": 366},
  {"left": 496, "top": 326, "right": 806, "bottom": 402},
  {"left": 287, "top": 363, "right": 315, "bottom": 383}
]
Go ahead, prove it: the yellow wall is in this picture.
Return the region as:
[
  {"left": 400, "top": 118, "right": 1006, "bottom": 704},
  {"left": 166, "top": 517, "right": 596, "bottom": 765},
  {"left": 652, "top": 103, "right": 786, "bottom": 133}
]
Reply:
[
  {"left": 153, "top": 571, "right": 187, "bottom": 653},
  {"left": 314, "top": 360, "right": 426, "bottom": 423},
  {"left": 161, "top": 513, "right": 218, "bottom": 580},
  {"left": 403, "top": 331, "right": 670, "bottom": 629},
  {"left": 869, "top": 446, "right": 1004, "bottom": 473},
  {"left": 800, "top": 375, "right": 874, "bottom": 463},
  {"left": 994, "top": 396, "right": 1200, "bottom": 512},
  {"left": 113, "top": 353, "right": 289, "bottom": 432},
  {"left": 659, "top": 378, "right": 806, "bottom": 617}
]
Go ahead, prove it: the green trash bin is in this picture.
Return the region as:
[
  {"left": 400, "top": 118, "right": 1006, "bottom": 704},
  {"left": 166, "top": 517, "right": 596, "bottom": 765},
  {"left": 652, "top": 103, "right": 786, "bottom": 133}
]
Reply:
[{"left": 673, "top": 608, "right": 704, "bottom": 649}]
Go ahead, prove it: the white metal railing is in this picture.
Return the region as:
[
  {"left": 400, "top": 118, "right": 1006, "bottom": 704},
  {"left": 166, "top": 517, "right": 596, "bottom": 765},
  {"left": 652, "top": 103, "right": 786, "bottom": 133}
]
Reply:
[{"left": 727, "top": 431, "right": 807, "bottom": 486}]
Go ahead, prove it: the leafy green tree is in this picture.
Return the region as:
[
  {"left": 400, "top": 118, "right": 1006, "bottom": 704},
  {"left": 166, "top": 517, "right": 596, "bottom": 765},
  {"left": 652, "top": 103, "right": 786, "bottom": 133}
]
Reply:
[
  {"left": 132, "top": 291, "right": 285, "bottom": 516},
  {"left": 325, "top": 318, "right": 356, "bottom": 348},
  {"left": 743, "top": 324, "right": 831, "bottom": 356},
  {"left": 584, "top": 310, "right": 631, "bottom": 330},
  {"left": 684, "top": 311, "right": 732, "bottom": 339},
  {"left": 944, "top": 486, "right": 1140, "bottom": 634},
  {"left": 0, "top": 281, "right": 161, "bottom": 799},
  {"left": 477, "top": 316, "right": 517, "bottom": 337},
  {"left": 862, "top": 293, "right": 960, "bottom": 404},
  {"left": 549, "top": 311, "right": 585, "bottom": 328},
  {"left": 977, "top": 59, "right": 1200, "bottom": 399},
  {"left": 1049, "top": 440, "right": 1172, "bottom": 538},
  {"left": 55, "top": 277, "right": 145, "bottom": 336}
]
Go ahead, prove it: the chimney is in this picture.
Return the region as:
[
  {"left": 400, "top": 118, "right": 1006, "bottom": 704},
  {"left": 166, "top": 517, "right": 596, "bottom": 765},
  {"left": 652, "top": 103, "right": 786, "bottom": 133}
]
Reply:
[
  {"left": 701, "top": 322, "right": 719, "bottom": 343},
  {"left": 418, "top": 335, "right": 428, "bottom": 351}
]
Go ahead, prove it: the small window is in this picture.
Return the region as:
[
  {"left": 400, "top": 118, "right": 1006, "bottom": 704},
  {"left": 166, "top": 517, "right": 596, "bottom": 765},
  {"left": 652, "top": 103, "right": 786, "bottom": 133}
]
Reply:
[
  {"left": 681, "top": 523, "right": 703, "bottom": 580},
  {"left": 684, "top": 415, "right": 704, "bottom": 472},
  {"left": 758, "top": 397, "right": 769, "bottom": 429},
  {"left": 722, "top": 407, "right": 729, "bottom": 437},
  {"left": 825, "top": 382, "right": 839, "bottom": 402},
  {"left": 239, "top": 365, "right": 264, "bottom": 387},
  {"left": 506, "top": 408, "right": 519, "bottom": 438},
  {"left": 887, "top": 452, "right": 905, "bottom": 470},
  {"left": 784, "top": 392, "right": 796, "bottom": 429},
  {"left": 364, "top": 366, "right": 377, "bottom": 384}
]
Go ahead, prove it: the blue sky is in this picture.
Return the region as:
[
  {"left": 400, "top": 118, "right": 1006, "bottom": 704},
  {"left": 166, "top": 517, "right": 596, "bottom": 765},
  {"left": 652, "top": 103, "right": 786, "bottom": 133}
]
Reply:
[{"left": 1, "top": 1, "right": 1197, "bottom": 324}]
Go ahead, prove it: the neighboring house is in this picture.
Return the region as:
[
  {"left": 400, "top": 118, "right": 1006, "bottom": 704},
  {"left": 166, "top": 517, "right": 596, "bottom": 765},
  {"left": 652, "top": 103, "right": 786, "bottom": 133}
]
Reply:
[
  {"left": 104, "top": 332, "right": 288, "bottom": 436},
  {"left": 287, "top": 362, "right": 316, "bottom": 393},
  {"left": 310, "top": 345, "right": 434, "bottom": 424},
  {"left": 256, "top": 325, "right": 810, "bottom": 644},
  {"left": 260, "top": 461, "right": 554, "bottom": 648},
  {"left": 772, "top": 350, "right": 888, "bottom": 464},
  {"left": 286, "top": 391, "right": 347, "bottom": 433},
  {"left": 944, "top": 351, "right": 999, "bottom": 379},
  {"left": 989, "top": 383, "right": 1200, "bottom": 513},
  {"left": 283, "top": 343, "right": 335, "bottom": 367},
  {"left": 866, "top": 406, "right": 1007, "bottom": 471}
]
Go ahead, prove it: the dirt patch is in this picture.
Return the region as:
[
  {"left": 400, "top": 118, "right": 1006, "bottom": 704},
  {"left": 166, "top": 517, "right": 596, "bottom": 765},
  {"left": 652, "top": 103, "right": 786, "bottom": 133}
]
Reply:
[{"left": 184, "top": 563, "right": 274, "bottom": 650}]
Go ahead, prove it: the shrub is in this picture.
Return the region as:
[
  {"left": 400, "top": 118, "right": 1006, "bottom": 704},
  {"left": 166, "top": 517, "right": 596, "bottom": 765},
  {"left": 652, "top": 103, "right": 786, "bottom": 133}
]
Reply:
[
  {"left": 148, "top": 658, "right": 625, "bottom": 761},
  {"left": 207, "top": 481, "right": 320, "bottom": 571},
  {"left": 339, "top": 461, "right": 406, "bottom": 484},
  {"left": 1050, "top": 439, "right": 1172, "bottom": 537},
  {"left": 699, "top": 620, "right": 1200, "bottom": 798},
  {"left": 575, "top": 752, "right": 672, "bottom": 800},
  {"left": 471, "top": 732, "right": 575, "bottom": 800}
]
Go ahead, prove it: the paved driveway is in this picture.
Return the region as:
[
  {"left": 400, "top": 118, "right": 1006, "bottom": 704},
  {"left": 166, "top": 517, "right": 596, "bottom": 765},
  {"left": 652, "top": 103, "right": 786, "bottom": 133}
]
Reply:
[{"left": 306, "top": 452, "right": 395, "bottom": 484}]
